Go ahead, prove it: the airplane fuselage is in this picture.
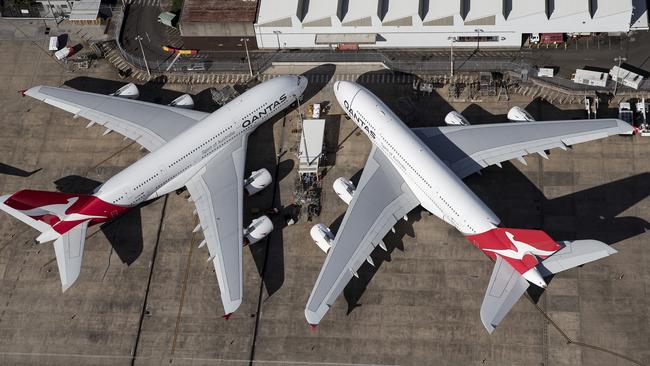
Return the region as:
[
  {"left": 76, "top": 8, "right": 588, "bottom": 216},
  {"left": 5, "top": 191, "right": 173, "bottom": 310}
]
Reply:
[
  {"left": 93, "top": 76, "right": 307, "bottom": 212},
  {"left": 335, "top": 82, "right": 500, "bottom": 236}
]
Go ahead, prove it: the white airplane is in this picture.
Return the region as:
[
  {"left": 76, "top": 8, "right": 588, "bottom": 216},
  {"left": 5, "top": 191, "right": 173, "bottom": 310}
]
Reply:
[
  {"left": 1, "top": 75, "right": 307, "bottom": 319},
  {"left": 305, "top": 81, "right": 630, "bottom": 333}
]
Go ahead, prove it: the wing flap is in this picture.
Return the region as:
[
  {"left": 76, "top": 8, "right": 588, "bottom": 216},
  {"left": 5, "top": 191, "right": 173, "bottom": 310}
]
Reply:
[{"left": 185, "top": 136, "right": 247, "bottom": 315}]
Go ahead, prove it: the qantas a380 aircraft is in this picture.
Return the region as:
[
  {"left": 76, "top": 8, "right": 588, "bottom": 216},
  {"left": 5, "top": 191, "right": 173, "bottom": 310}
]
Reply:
[
  {"left": 0, "top": 75, "right": 307, "bottom": 318},
  {"left": 306, "top": 81, "right": 630, "bottom": 333}
]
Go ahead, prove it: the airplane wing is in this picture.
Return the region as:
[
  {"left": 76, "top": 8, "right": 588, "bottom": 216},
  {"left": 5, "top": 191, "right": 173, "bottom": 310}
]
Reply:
[
  {"left": 481, "top": 254, "right": 530, "bottom": 333},
  {"left": 184, "top": 135, "right": 247, "bottom": 315},
  {"left": 24, "top": 86, "right": 208, "bottom": 152},
  {"left": 413, "top": 119, "right": 632, "bottom": 179},
  {"left": 305, "top": 146, "right": 419, "bottom": 325}
]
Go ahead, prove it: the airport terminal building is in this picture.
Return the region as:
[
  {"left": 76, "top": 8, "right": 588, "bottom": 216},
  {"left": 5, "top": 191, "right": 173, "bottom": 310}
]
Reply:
[{"left": 254, "top": 0, "right": 648, "bottom": 49}]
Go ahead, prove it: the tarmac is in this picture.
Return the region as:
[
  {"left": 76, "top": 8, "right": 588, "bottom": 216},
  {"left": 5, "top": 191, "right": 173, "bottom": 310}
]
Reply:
[{"left": 0, "top": 29, "right": 649, "bottom": 366}]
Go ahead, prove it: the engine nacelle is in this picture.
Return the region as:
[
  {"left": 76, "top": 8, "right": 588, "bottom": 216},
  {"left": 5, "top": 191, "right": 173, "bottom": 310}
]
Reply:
[
  {"left": 169, "top": 94, "right": 194, "bottom": 109},
  {"left": 507, "top": 106, "right": 535, "bottom": 122},
  {"left": 310, "top": 223, "right": 334, "bottom": 253},
  {"left": 244, "top": 215, "right": 274, "bottom": 245},
  {"left": 444, "top": 111, "right": 471, "bottom": 126},
  {"left": 333, "top": 177, "right": 355, "bottom": 205},
  {"left": 111, "top": 83, "right": 139, "bottom": 99},
  {"left": 244, "top": 168, "right": 272, "bottom": 196}
]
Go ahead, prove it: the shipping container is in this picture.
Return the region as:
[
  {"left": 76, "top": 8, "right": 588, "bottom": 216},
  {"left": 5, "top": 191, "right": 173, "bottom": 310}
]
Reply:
[{"left": 541, "top": 33, "right": 564, "bottom": 44}]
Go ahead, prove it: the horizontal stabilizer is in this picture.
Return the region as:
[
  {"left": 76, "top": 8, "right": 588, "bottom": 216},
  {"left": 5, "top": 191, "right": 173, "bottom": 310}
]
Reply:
[
  {"left": 538, "top": 240, "right": 617, "bottom": 277},
  {"left": 481, "top": 255, "right": 530, "bottom": 333},
  {"left": 53, "top": 220, "right": 88, "bottom": 291}
]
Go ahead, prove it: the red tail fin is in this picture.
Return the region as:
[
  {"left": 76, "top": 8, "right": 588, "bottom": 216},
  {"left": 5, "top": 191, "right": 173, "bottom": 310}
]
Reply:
[
  {"left": 1, "top": 190, "right": 127, "bottom": 234},
  {"left": 466, "top": 228, "right": 561, "bottom": 275}
]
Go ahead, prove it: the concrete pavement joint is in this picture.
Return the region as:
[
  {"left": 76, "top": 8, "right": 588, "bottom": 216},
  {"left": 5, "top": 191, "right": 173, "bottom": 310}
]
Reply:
[
  {"left": 527, "top": 296, "right": 645, "bottom": 366},
  {"left": 130, "top": 195, "right": 168, "bottom": 365}
]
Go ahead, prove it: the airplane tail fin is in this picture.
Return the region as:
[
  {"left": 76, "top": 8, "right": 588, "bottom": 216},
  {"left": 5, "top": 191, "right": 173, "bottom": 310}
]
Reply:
[
  {"left": 479, "top": 233, "right": 617, "bottom": 334},
  {"left": 0, "top": 190, "right": 97, "bottom": 241},
  {"left": 466, "top": 228, "right": 562, "bottom": 281},
  {"left": 0, "top": 190, "right": 95, "bottom": 291}
]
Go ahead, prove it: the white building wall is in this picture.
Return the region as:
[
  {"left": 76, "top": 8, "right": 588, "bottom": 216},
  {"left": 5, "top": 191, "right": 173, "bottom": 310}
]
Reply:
[{"left": 254, "top": 0, "right": 635, "bottom": 49}]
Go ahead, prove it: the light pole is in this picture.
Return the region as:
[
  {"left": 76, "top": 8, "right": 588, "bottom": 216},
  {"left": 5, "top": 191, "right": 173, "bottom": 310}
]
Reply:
[
  {"left": 273, "top": 30, "right": 281, "bottom": 51},
  {"left": 241, "top": 38, "right": 253, "bottom": 77},
  {"left": 135, "top": 35, "right": 150, "bottom": 77},
  {"left": 448, "top": 36, "right": 457, "bottom": 81},
  {"left": 613, "top": 56, "right": 627, "bottom": 96},
  {"left": 474, "top": 28, "right": 484, "bottom": 51}
]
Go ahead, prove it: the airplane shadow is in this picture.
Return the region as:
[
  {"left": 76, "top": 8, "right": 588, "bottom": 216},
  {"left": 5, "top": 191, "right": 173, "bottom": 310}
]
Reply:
[
  {"left": 0, "top": 163, "right": 41, "bottom": 177},
  {"left": 247, "top": 64, "right": 337, "bottom": 299},
  {"left": 54, "top": 175, "right": 145, "bottom": 265}
]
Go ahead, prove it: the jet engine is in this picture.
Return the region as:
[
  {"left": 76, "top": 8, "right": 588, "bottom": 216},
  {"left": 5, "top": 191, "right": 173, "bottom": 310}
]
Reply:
[
  {"left": 444, "top": 111, "right": 471, "bottom": 126},
  {"left": 310, "top": 223, "right": 334, "bottom": 253},
  {"left": 244, "top": 168, "right": 272, "bottom": 195},
  {"left": 333, "top": 177, "right": 355, "bottom": 205},
  {"left": 111, "top": 83, "right": 139, "bottom": 99},
  {"left": 169, "top": 94, "right": 194, "bottom": 109},
  {"left": 507, "top": 106, "right": 535, "bottom": 122},
  {"left": 243, "top": 215, "right": 274, "bottom": 245}
]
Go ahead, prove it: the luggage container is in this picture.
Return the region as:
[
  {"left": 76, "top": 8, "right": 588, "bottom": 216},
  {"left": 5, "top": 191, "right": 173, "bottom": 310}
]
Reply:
[{"left": 541, "top": 33, "right": 564, "bottom": 44}]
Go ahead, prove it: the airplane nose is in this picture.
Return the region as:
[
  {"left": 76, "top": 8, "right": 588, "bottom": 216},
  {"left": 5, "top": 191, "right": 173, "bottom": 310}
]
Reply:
[{"left": 297, "top": 75, "right": 308, "bottom": 91}]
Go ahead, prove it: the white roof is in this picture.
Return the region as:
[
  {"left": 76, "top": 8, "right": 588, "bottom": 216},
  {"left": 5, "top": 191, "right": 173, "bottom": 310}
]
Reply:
[
  {"left": 423, "top": 0, "right": 460, "bottom": 22},
  {"left": 303, "top": 0, "right": 339, "bottom": 25},
  {"left": 575, "top": 69, "right": 609, "bottom": 80},
  {"left": 69, "top": 0, "right": 100, "bottom": 21},
  {"left": 464, "top": 0, "right": 503, "bottom": 22},
  {"left": 257, "top": 0, "right": 301, "bottom": 25},
  {"left": 342, "top": 0, "right": 379, "bottom": 26},
  {"left": 610, "top": 65, "right": 644, "bottom": 89},
  {"left": 549, "top": 0, "right": 590, "bottom": 20},
  {"left": 593, "top": 0, "right": 633, "bottom": 19},
  {"left": 507, "top": 0, "right": 547, "bottom": 21},
  {"left": 299, "top": 119, "right": 326, "bottom": 173},
  {"left": 383, "top": 0, "right": 419, "bottom": 25}
]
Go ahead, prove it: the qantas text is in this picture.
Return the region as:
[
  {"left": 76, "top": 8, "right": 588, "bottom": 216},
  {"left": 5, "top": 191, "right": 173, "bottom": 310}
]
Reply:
[
  {"left": 343, "top": 100, "right": 376, "bottom": 139},
  {"left": 242, "top": 94, "right": 288, "bottom": 128}
]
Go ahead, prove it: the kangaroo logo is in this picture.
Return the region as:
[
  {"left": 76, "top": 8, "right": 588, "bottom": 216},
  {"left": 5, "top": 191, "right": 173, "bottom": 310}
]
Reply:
[
  {"left": 17, "top": 197, "right": 106, "bottom": 223},
  {"left": 482, "top": 231, "right": 557, "bottom": 260}
]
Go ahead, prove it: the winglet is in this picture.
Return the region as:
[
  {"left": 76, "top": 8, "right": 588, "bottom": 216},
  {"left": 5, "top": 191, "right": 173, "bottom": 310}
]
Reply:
[
  {"left": 18, "top": 89, "right": 27, "bottom": 97},
  {"left": 309, "top": 324, "right": 318, "bottom": 333},
  {"left": 222, "top": 313, "right": 233, "bottom": 320}
]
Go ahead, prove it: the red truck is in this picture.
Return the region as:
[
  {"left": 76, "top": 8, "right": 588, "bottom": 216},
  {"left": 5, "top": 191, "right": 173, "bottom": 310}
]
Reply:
[{"left": 541, "top": 33, "right": 564, "bottom": 44}]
